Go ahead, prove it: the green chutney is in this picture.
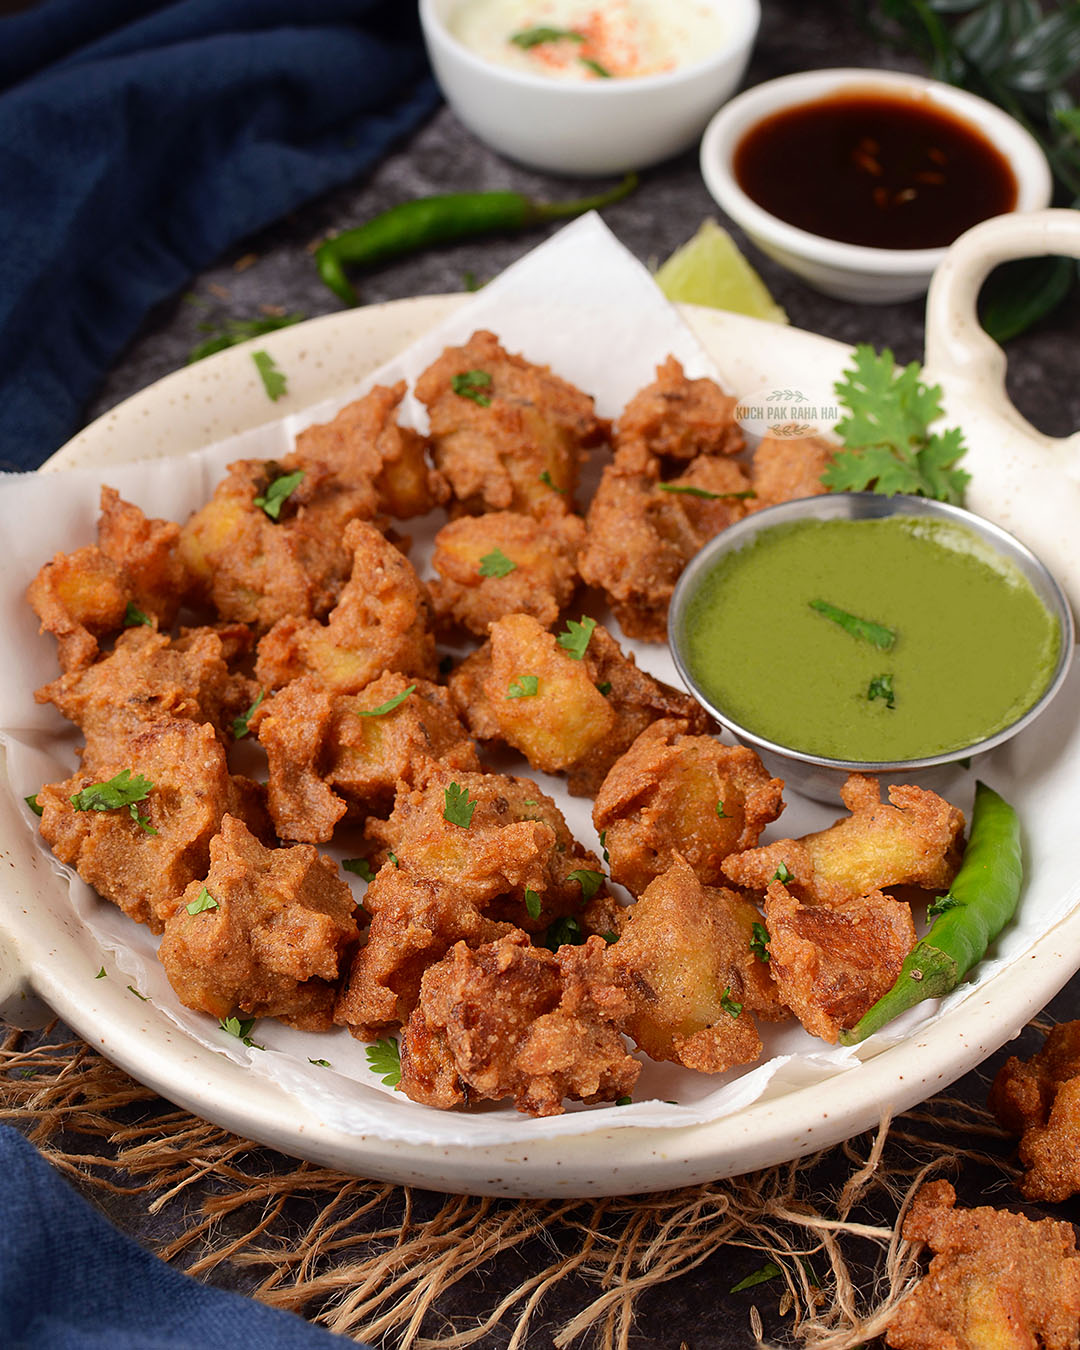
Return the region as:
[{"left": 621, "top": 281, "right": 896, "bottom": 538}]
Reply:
[{"left": 681, "top": 515, "right": 1060, "bottom": 761}]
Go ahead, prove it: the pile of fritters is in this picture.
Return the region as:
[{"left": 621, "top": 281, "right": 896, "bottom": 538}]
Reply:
[{"left": 26, "top": 332, "right": 965, "bottom": 1118}]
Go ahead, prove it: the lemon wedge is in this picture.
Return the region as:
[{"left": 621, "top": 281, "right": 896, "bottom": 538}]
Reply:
[{"left": 655, "top": 219, "right": 788, "bottom": 324}]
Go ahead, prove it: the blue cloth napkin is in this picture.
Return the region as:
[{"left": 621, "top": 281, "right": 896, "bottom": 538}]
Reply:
[
  {"left": 0, "top": 1125, "right": 364, "bottom": 1349},
  {"left": 0, "top": 0, "right": 439, "bottom": 472}
]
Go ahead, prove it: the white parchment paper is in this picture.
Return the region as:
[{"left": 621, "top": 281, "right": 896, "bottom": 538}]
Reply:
[{"left": 2, "top": 215, "right": 1079, "bottom": 1147}]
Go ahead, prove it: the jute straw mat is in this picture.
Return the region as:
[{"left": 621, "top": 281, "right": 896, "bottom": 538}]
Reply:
[{"left": 0, "top": 1017, "right": 1044, "bottom": 1349}]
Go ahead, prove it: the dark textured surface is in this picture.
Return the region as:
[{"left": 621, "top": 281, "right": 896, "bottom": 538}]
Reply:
[{"left": 16, "top": 1, "right": 1080, "bottom": 1346}]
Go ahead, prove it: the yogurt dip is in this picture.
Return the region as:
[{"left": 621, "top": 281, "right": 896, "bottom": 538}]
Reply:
[{"left": 449, "top": 0, "right": 729, "bottom": 80}]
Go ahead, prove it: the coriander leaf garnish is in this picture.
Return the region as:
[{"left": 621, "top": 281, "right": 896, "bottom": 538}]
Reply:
[
  {"left": 507, "top": 675, "right": 539, "bottom": 699},
  {"left": 868, "top": 674, "right": 896, "bottom": 709},
  {"left": 252, "top": 349, "right": 287, "bottom": 402},
  {"left": 124, "top": 602, "right": 152, "bottom": 627},
  {"left": 188, "top": 313, "right": 304, "bottom": 364},
  {"left": 541, "top": 915, "right": 584, "bottom": 951},
  {"left": 657, "top": 483, "right": 756, "bottom": 500},
  {"left": 557, "top": 615, "right": 597, "bottom": 661},
  {"left": 127, "top": 985, "right": 149, "bottom": 1002},
  {"left": 25, "top": 794, "right": 42, "bottom": 817},
  {"left": 253, "top": 468, "right": 304, "bottom": 519},
  {"left": 443, "top": 782, "right": 476, "bottom": 829},
  {"left": 342, "top": 858, "right": 376, "bottom": 882},
  {"left": 720, "top": 987, "right": 743, "bottom": 1018},
  {"left": 388, "top": 850, "right": 400, "bottom": 869},
  {"left": 538, "top": 470, "right": 565, "bottom": 493},
  {"left": 615, "top": 1095, "right": 632, "bottom": 1106},
  {"left": 730, "top": 1261, "right": 782, "bottom": 1294},
  {"left": 70, "top": 770, "right": 156, "bottom": 833},
  {"left": 220, "top": 1015, "right": 264, "bottom": 1049},
  {"left": 309, "top": 1058, "right": 332, "bottom": 1068},
  {"left": 750, "top": 922, "right": 771, "bottom": 964},
  {"left": 451, "top": 369, "right": 492, "bottom": 407},
  {"left": 821, "top": 344, "right": 970, "bottom": 504},
  {"left": 525, "top": 887, "right": 542, "bottom": 920},
  {"left": 599, "top": 830, "right": 610, "bottom": 865},
  {"left": 928, "top": 892, "right": 962, "bottom": 918},
  {"left": 95, "top": 967, "right": 107, "bottom": 979},
  {"left": 232, "top": 689, "right": 264, "bottom": 739},
  {"left": 511, "top": 25, "right": 585, "bottom": 47},
  {"left": 716, "top": 800, "right": 728, "bottom": 819},
  {"left": 568, "top": 868, "right": 604, "bottom": 903},
  {"left": 478, "top": 548, "right": 516, "bottom": 578},
  {"left": 810, "top": 599, "right": 896, "bottom": 651},
  {"left": 358, "top": 684, "right": 415, "bottom": 717},
  {"left": 366, "top": 1037, "right": 401, "bottom": 1086},
  {"left": 580, "top": 56, "right": 612, "bottom": 77},
  {"left": 595, "top": 681, "right": 611, "bottom": 696},
  {"left": 186, "top": 886, "right": 220, "bottom": 915},
  {"left": 772, "top": 862, "right": 793, "bottom": 884},
  {"left": 602, "top": 930, "right": 618, "bottom": 944}
]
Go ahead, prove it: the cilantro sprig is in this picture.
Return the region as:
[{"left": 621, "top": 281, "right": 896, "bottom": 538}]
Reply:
[
  {"left": 557, "top": 615, "right": 597, "bottom": 661},
  {"left": 810, "top": 600, "right": 896, "bottom": 651},
  {"left": 772, "top": 862, "right": 793, "bottom": 884},
  {"left": 70, "top": 770, "right": 156, "bottom": 834},
  {"left": 342, "top": 858, "right": 376, "bottom": 882},
  {"left": 358, "top": 684, "right": 415, "bottom": 717},
  {"left": 478, "top": 548, "right": 516, "bottom": 578},
  {"left": 220, "top": 1015, "right": 264, "bottom": 1050},
  {"left": 232, "top": 689, "right": 263, "bottom": 739},
  {"left": 124, "top": 602, "right": 152, "bottom": 627},
  {"left": 750, "top": 922, "right": 770, "bottom": 964},
  {"left": 252, "top": 350, "right": 288, "bottom": 402},
  {"left": 366, "top": 1037, "right": 401, "bottom": 1086},
  {"left": 507, "top": 675, "right": 539, "bottom": 700},
  {"left": 444, "top": 782, "right": 477, "bottom": 829},
  {"left": 868, "top": 674, "right": 897, "bottom": 709},
  {"left": 821, "top": 345, "right": 970, "bottom": 503},
  {"left": 254, "top": 469, "right": 304, "bottom": 519},
  {"left": 186, "top": 887, "right": 220, "bottom": 915},
  {"left": 451, "top": 370, "right": 492, "bottom": 407},
  {"left": 568, "top": 868, "right": 605, "bottom": 903},
  {"left": 720, "top": 987, "right": 743, "bottom": 1018}
]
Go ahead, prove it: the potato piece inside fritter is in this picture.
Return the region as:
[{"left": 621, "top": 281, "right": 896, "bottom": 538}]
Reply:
[
  {"left": 27, "top": 544, "right": 134, "bottom": 673},
  {"left": 97, "top": 485, "right": 188, "bottom": 628}
]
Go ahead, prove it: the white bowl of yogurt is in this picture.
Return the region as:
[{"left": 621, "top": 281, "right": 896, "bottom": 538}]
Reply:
[{"left": 420, "top": 0, "right": 761, "bottom": 175}]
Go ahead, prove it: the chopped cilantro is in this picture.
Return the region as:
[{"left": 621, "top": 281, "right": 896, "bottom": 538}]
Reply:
[
  {"left": 580, "top": 56, "right": 611, "bottom": 76},
  {"left": 614, "top": 1095, "right": 632, "bottom": 1106},
  {"left": 232, "top": 689, "right": 264, "bottom": 739},
  {"left": 388, "top": 850, "right": 400, "bottom": 869},
  {"left": 657, "top": 483, "right": 756, "bottom": 500},
  {"left": 309, "top": 1058, "right": 332, "bottom": 1068},
  {"left": 595, "top": 681, "right": 611, "bottom": 696},
  {"left": 716, "top": 800, "right": 728, "bottom": 819},
  {"left": 538, "top": 470, "right": 565, "bottom": 493},
  {"left": 478, "top": 548, "right": 516, "bottom": 578},
  {"left": 772, "top": 862, "right": 793, "bottom": 884},
  {"left": 557, "top": 615, "right": 597, "bottom": 661},
  {"left": 358, "top": 684, "right": 415, "bottom": 717},
  {"left": 186, "top": 887, "right": 220, "bottom": 915},
  {"left": 95, "top": 967, "right": 107, "bottom": 979},
  {"left": 541, "top": 915, "right": 584, "bottom": 951},
  {"left": 220, "top": 1015, "right": 264, "bottom": 1049},
  {"left": 810, "top": 599, "right": 895, "bottom": 650},
  {"left": 720, "top": 987, "right": 743, "bottom": 1018},
  {"left": 443, "top": 782, "right": 476, "bottom": 829},
  {"left": 511, "top": 25, "right": 584, "bottom": 47},
  {"left": 124, "top": 602, "right": 152, "bottom": 627},
  {"left": 252, "top": 349, "right": 287, "bottom": 401},
  {"left": 928, "top": 892, "right": 962, "bottom": 917},
  {"left": 366, "top": 1037, "right": 401, "bottom": 1086},
  {"left": 821, "top": 344, "right": 970, "bottom": 504},
  {"left": 507, "top": 675, "right": 539, "bottom": 699},
  {"left": 868, "top": 674, "right": 896, "bottom": 709},
  {"left": 188, "top": 313, "right": 303, "bottom": 364},
  {"left": 253, "top": 468, "right": 303, "bottom": 519},
  {"left": 599, "top": 830, "right": 610, "bottom": 864},
  {"left": 750, "top": 922, "right": 770, "bottom": 964},
  {"left": 342, "top": 858, "right": 376, "bottom": 882},
  {"left": 70, "top": 770, "right": 156, "bottom": 833},
  {"left": 730, "top": 1261, "right": 781, "bottom": 1293},
  {"left": 525, "top": 887, "right": 542, "bottom": 920},
  {"left": 127, "top": 985, "right": 149, "bottom": 1002},
  {"left": 25, "top": 794, "right": 42, "bottom": 817},
  {"left": 568, "top": 868, "right": 604, "bottom": 902},
  {"left": 602, "top": 930, "right": 619, "bottom": 944},
  {"left": 451, "top": 369, "right": 492, "bottom": 407}
]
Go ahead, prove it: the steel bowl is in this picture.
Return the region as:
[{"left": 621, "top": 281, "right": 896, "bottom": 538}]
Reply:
[{"left": 667, "top": 492, "right": 1074, "bottom": 804}]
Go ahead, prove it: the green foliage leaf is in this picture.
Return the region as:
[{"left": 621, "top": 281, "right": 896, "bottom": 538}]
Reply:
[
  {"left": 220, "top": 1015, "right": 265, "bottom": 1049},
  {"left": 186, "top": 887, "right": 220, "bottom": 915},
  {"left": 252, "top": 350, "right": 287, "bottom": 402},
  {"left": 729, "top": 1260, "right": 782, "bottom": 1294},
  {"left": 188, "top": 313, "right": 304, "bottom": 364},
  {"left": 557, "top": 615, "right": 597, "bottom": 661},
  {"left": 868, "top": 674, "right": 897, "bottom": 709},
  {"left": 750, "top": 922, "right": 771, "bottom": 963},
  {"left": 443, "top": 782, "right": 477, "bottom": 829},
  {"left": 366, "top": 1037, "right": 401, "bottom": 1086},
  {"left": 507, "top": 675, "right": 539, "bottom": 699},
  {"left": 232, "top": 689, "right": 264, "bottom": 739},
  {"left": 568, "top": 868, "right": 605, "bottom": 902},
  {"left": 25, "top": 794, "right": 42, "bottom": 817},
  {"left": 720, "top": 986, "right": 743, "bottom": 1018},
  {"left": 478, "top": 548, "right": 517, "bottom": 578},
  {"left": 124, "top": 602, "right": 152, "bottom": 627},
  {"left": 525, "top": 887, "right": 542, "bottom": 920},
  {"left": 541, "top": 915, "right": 584, "bottom": 951},
  {"left": 451, "top": 370, "right": 492, "bottom": 406},
  {"left": 358, "top": 684, "right": 415, "bottom": 717},
  {"left": 342, "top": 858, "right": 376, "bottom": 882},
  {"left": 253, "top": 469, "right": 304, "bottom": 519}
]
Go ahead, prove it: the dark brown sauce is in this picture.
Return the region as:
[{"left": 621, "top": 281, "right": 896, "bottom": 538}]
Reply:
[{"left": 734, "top": 91, "right": 1018, "bottom": 250}]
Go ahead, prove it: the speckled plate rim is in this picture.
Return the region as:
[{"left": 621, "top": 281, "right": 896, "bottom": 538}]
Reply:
[{"left": 3, "top": 296, "right": 1079, "bottom": 1198}]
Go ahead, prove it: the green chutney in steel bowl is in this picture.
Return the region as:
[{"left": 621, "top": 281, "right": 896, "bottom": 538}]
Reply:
[{"left": 676, "top": 510, "right": 1062, "bottom": 763}]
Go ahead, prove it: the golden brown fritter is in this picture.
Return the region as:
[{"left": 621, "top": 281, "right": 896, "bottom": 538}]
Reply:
[
  {"left": 989, "top": 1022, "right": 1080, "bottom": 1203},
  {"left": 614, "top": 356, "right": 744, "bottom": 463},
  {"left": 414, "top": 329, "right": 608, "bottom": 517},
  {"left": 255, "top": 518, "right": 436, "bottom": 694},
  {"left": 608, "top": 856, "right": 776, "bottom": 1072},
  {"left": 748, "top": 433, "right": 835, "bottom": 511},
  {"left": 158, "top": 815, "right": 359, "bottom": 1030},
  {"left": 294, "top": 380, "right": 448, "bottom": 519},
  {"left": 592, "top": 719, "right": 784, "bottom": 896},
  {"left": 577, "top": 454, "right": 751, "bottom": 643},
  {"left": 398, "top": 933, "right": 639, "bottom": 1116},
  {"left": 449, "top": 612, "right": 708, "bottom": 796},
  {"left": 723, "top": 774, "right": 965, "bottom": 905},
  {"left": 37, "top": 718, "right": 261, "bottom": 933},
  {"left": 429, "top": 509, "right": 584, "bottom": 635},
  {"left": 36, "top": 625, "right": 256, "bottom": 759},
  {"left": 97, "top": 486, "right": 187, "bottom": 628},
  {"left": 252, "top": 673, "right": 480, "bottom": 843},
  {"left": 762, "top": 879, "right": 916, "bottom": 1043},
  {"left": 886, "top": 1180, "right": 1080, "bottom": 1350},
  {"left": 27, "top": 545, "right": 134, "bottom": 673}
]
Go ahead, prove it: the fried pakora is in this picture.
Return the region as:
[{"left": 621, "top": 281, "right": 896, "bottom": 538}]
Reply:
[
  {"left": 608, "top": 855, "right": 781, "bottom": 1072},
  {"left": 252, "top": 673, "right": 479, "bottom": 843},
  {"left": 429, "top": 509, "right": 584, "bottom": 634},
  {"left": 414, "top": 329, "right": 608, "bottom": 516},
  {"left": 27, "top": 545, "right": 135, "bottom": 673},
  {"left": 255, "top": 518, "right": 436, "bottom": 694},
  {"left": 763, "top": 879, "right": 916, "bottom": 1042},
  {"left": 592, "top": 719, "right": 784, "bottom": 896},
  {"left": 886, "top": 1179, "right": 1080, "bottom": 1349},
  {"left": 97, "top": 486, "right": 187, "bottom": 627},
  {"left": 747, "top": 433, "right": 835, "bottom": 511},
  {"left": 399, "top": 933, "right": 639, "bottom": 1116},
  {"left": 159, "top": 815, "right": 359, "bottom": 1030},
  {"left": 723, "top": 774, "right": 965, "bottom": 905},
  {"left": 989, "top": 1021, "right": 1080, "bottom": 1203},
  {"left": 614, "top": 356, "right": 744, "bottom": 465},
  {"left": 450, "top": 612, "right": 708, "bottom": 795}
]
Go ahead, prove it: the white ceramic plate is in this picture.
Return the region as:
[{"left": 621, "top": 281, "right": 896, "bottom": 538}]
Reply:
[{"left": 4, "top": 296, "right": 1080, "bottom": 1198}]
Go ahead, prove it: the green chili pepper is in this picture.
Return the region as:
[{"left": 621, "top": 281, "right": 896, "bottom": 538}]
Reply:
[
  {"left": 838, "top": 781, "right": 1021, "bottom": 1046},
  {"left": 314, "top": 173, "right": 638, "bottom": 306}
]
